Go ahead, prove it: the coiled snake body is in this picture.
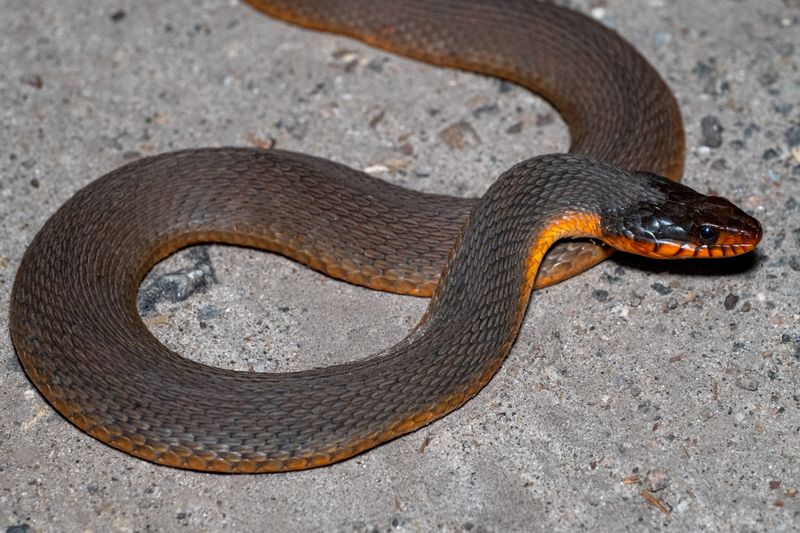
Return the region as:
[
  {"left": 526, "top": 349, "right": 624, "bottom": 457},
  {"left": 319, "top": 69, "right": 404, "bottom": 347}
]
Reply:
[{"left": 9, "top": 1, "right": 761, "bottom": 472}]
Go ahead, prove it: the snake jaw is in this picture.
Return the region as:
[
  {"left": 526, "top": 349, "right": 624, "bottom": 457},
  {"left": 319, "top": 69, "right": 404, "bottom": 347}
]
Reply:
[
  {"left": 647, "top": 238, "right": 760, "bottom": 259},
  {"left": 600, "top": 232, "right": 760, "bottom": 259}
]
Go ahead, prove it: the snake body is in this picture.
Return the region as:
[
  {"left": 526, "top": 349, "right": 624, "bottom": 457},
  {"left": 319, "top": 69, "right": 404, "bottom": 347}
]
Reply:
[{"left": 9, "top": 1, "right": 760, "bottom": 473}]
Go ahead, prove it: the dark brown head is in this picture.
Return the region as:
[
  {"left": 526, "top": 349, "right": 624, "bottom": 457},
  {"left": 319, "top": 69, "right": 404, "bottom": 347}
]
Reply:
[{"left": 600, "top": 173, "right": 762, "bottom": 259}]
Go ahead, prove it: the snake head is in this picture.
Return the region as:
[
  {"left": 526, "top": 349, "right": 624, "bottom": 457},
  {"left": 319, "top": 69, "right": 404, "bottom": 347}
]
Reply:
[{"left": 600, "top": 174, "right": 762, "bottom": 259}]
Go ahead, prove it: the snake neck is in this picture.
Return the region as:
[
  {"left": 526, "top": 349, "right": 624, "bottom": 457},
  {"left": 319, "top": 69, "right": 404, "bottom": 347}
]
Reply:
[{"left": 421, "top": 154, "right": 660, "bottom": 352}]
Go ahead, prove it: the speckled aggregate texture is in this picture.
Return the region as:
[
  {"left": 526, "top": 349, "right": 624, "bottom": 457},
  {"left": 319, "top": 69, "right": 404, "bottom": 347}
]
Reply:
[{"left": 1, "top": 0, "right": 798, "bottom": 531}]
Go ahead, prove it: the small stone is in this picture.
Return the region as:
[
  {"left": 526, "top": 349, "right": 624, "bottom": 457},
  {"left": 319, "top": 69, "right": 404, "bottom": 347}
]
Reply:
[
  {"left": 772, "top": 229, "right": 786, "bottom": 248},
  {"left": 110, "top": 9, "right": 126, "bottom": 22},
  {"left": 786, "top": 124, "right": 800, "bottom": 148},
  {"left": 692, "top": 60, "right": 714, "bottom": 79},
  {"left": 137, "top": 248, "right": 216, "bottom": 313},
  {"left": 439, "top": 120, "right": 480, "bottom": 149},
  {"left": 20, "top": 74, "right": 43, "bottom": 89},
  {"left": 366, "top": 57, "right": 387, "bottom": 73},
  {"left": 653, "top": 31, "right": 672, "bottom": 48},
  {"left": 472, "top": 104, "right": 499, "bottom": 118},
  {"left": 769, "top": 480, "right": 781, "bottom": 490},
  {"left": 776, "top": 42, "right": 795, "bottom": 58},
  {"left": 363, "top": 164, "right": 389, "bottom": 174},
  {"left": 414, "top": 166, "right": 431, "bottom": 178},
  {"left": 703, "top": 73, "right": 730, "bottom": 96},
  {"left": 629, "top": 292, "right": 643, "bottom": 307},
  {"left": 735, "top": 376, "right": 759, "bottom": 391},
  {"left": 773, "top": 102, "right": 794, "bottom": 117},
  {"left": 384, "top": 158, "right": 410, "bottom": 172},
  {"left": 198, "top": 304, "right": 219, "bottom": 320},
  {"left": 645, "top": 468, "right": 670, "bottom": 492},
  {"left": 397, "top": 142, "right": 413, "bottom": 156},
  {"left": 651, "top": 282, "right": 672, "bottom": 295},
  {"left": 498, "top": 81, "right": 514, "bottom": 93},
  {"left": 762, "top": 148, "right": 780, "bottom": 160},
  {"left": 637, "top": 401, "right": 654, "bottom": 414},
  {"left": 724, "top": 293, "right": 740, "bottom": 310},
  {"left": 744, "top": 123, "right": 761, "bottom": 137},
  {"left": 758, "top": 70, "right": 779, "bottom": 87},
  {"left": 666, "top": 298, "right": 679, "bottom": 310},
  {"left": 535, "top": 113, "right": 554, "bottom": 126},
  {"left": 710, "top": 158, "right": 728, "bottom": 171},
  {"left": 701, "top": 116, "right": 724, "bottom": 148},
  {"left": 590, "top": 7, "right": 606, "bottom": 19},
  {"left": 593, "top": 289, "right": 609, "bottom": 302},
  {"left": 505, "top": 121, "right": 524, "bottom": 134},
  {"left": 368, "top": 110, "right": 385, "bottom": 128}
]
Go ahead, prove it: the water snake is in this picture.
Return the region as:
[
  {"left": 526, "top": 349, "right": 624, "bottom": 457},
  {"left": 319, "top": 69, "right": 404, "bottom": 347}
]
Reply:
[{"left": 9, "top": 0, "right": 762, "bottom": 472}]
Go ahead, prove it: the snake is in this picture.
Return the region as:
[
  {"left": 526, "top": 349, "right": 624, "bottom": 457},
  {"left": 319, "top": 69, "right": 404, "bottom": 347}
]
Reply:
[{"left": 9, "top": 0, "right": 762, "bottom": 473}]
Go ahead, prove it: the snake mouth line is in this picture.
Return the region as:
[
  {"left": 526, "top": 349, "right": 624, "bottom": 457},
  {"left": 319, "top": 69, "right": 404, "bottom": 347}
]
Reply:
[
  {"left": 654, "top": 240, "right": 759, "bottom": 259},
  {"left": 600, "top": 234, "right": 761, "bottom": 260}
]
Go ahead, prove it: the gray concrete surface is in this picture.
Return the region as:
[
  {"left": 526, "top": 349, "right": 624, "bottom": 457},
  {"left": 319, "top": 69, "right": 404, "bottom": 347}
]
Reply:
[{"left": 1, "top": 0, "right": 798, "bottom": 531}]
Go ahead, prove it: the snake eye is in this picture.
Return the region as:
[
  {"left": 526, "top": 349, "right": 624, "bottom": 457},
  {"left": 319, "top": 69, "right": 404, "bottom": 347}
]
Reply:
[{"left": 698, "top": 225, "right": 719, "bottom": 244}]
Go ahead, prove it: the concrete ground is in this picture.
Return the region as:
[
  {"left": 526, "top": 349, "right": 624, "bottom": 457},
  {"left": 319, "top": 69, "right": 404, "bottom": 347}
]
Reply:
[{"left": 1, "top": 0, "right": 798, "bottom": 531}]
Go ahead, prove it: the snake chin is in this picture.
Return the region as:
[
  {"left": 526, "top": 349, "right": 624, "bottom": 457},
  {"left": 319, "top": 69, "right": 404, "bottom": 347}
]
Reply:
[{"left": 618, "top": 236, "right": 760, "bottom": 259}]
